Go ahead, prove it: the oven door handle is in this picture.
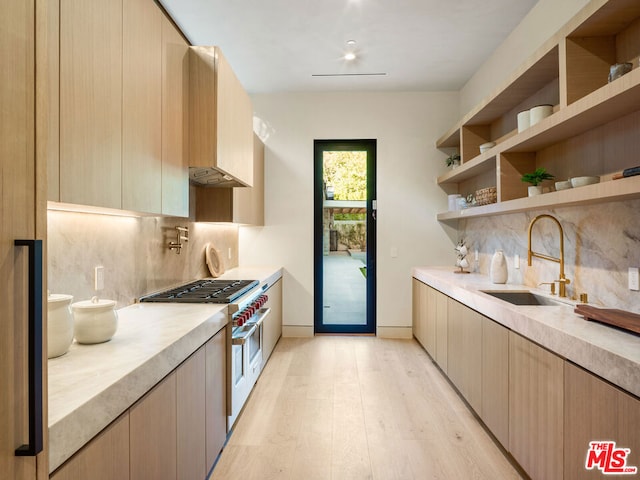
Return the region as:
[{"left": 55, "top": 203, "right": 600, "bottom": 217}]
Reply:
[
  {"left": 250, "top": 307, "right": 271, "bottom": 328},
  {"left": 231, "top": 324, "right": 257, "bottom": 345}
]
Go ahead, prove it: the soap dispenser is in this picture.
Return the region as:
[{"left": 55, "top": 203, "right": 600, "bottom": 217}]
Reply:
[{"left": 490, "top": 250, "right": 508, "bottom": 284}]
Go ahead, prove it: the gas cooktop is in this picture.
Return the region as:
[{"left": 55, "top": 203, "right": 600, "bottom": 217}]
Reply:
[{"left": 140, "top": 279, "right": 259, "bottom": 304}]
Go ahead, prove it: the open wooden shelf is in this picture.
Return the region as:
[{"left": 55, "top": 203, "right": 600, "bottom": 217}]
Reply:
[
  {"left": 434, "top": 0, "right": 640, "bottom": 224},
  {"left": 437, "top": 175, "right": 640, "bottom": 222}
]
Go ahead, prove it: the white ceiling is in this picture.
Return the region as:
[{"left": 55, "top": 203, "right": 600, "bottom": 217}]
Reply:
[{"left": 159, "top": 0, "right": 538, "bottom": 94}]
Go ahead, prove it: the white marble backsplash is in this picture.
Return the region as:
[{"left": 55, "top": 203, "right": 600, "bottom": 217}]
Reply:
[
  {"left": 460, "top": 198, "right": 640, "bottom": 313},
  {"left": 48, "top": 210, "right": 239, "bottom": 308}
]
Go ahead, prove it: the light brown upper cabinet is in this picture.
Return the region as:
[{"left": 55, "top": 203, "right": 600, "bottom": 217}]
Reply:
[
  {"left": 161, "top": 17, "right": 190, "bottom": 218},
  {"left": 195, "top": 133, "right": 264, "bottom": 224},
  {"left": 122, "top": 0, "right": 162, "bottom": 214},
  {"left": 189, "top": 47, "right": 254, "bottom": 187},
  {"left": 56, "top": 0, "right": 189, "bottom": 215},
  {"left": 59, "top": 0, "right": 123, "bottom": 209}
]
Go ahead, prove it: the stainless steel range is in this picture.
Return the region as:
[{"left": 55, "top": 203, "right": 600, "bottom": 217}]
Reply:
[{"left": 140, "top": 278, "right": 271, "bottom": 430}]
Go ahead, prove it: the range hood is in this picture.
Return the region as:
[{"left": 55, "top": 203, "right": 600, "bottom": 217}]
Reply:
[{"left": 189, "top": 167, "right": 247, "bottom": 187}]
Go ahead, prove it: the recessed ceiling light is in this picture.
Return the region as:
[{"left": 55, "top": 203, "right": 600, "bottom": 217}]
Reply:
[
  {"left": 346, "top": 39, "right": 356, "bottom": 46},
  {"left": 344, "top": 52, "right": 356, "bottom": 61}
]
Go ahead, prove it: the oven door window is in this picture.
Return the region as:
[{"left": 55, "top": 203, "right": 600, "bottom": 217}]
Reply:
[{"left": 233, "top": 343, "right": 245, "bottom": 386}]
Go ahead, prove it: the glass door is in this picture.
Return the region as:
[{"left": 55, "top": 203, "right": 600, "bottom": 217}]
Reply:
[{"left": 314, "top": 139, "right": 376, "bottom": 334}]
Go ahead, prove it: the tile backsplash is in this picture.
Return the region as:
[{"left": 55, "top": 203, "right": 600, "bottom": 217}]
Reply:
[
  {"left": 48, "top": 210, "right": 239, "bottom": 307},
  {"left": 460, "top": 198, "right": 640, "bottom": 313}
]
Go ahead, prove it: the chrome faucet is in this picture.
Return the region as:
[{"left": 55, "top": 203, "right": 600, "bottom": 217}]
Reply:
[{"left": 527, "top": 214, "right": 571, "bottom": 297}]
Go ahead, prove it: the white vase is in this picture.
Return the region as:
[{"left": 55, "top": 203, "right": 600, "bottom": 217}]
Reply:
[{"left": 490, "top": 250, "right": 508, "bottom": 284}]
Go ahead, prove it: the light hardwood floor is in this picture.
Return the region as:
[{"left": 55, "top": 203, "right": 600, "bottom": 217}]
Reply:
[{"left": 209, "top": 337, "right": 523, "bottom": 480}]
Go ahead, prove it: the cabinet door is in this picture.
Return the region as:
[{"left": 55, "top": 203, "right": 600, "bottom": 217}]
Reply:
[
  {"left": 215, "top": 49, "right": 254, "bottom": 187},
  {"left": 1, "top": 1, "right": 46, "bottom": 477},
  {"left": 60, "top": 0, "right": 122, "bottom": 208},
  {"left": 509, "top": 332, "right": 563, "bottom": 480},
  {"left": 425, "top": 285, "right": 438, "bottom": 359},
  {"left": 564, "top": 362, "right": 640, "bottom": 479},
  {"left": 130, "top": 373, "right": 177, "bottom": 480},
  {"left": 447, "top": 299, "right": 482, "bottom": 413},
  {"left": 161, "top": 16, "right": 189, "bottom": 217},
  {"left": 411, "top": 278, "right": 426, "bottom": 347},
  {"left": 434, "top": 289, "right": 448, "bottom": 372},
  {"left": 481, "top": 316, "right": 509, "bottom": 448},
  {"left": 205, "top": 329, "right": 227, "bottom": 469},
  {"left": 122, "top": 0, "right": 162, "bottom": 213},
  {"left": 263, "top": 279, "right": 283, "bottom": 366},
  {"left": 177, "top": 347, "right": 206, "bottom": 480},
  {"left": 51, "top": 413, "right": 130, "bottom": 480}
]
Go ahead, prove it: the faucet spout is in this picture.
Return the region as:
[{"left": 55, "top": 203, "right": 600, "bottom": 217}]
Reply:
[{"left": 527, "top": 214, "right": 571, "bottom": 297}]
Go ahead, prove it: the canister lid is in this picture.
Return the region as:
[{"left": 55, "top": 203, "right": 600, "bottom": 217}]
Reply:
[{"left": 71, "top": 296, "right": 116, "bottom": 310}]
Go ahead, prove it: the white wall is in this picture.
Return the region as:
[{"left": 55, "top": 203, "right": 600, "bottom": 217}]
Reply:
[
  {"left": 240, "top": 92, "right": 459, "bottom": 337},
  {"left": 460, "top": 0, "right": 590, "bottom": 114}
]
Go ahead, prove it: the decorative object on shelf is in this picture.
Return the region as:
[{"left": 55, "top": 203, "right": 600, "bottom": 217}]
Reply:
[
  {"left": 490, "top": 250, "right": 508, "bottom": 284},
  {"left": 517, "top": 110, "right": 530, "bottom": 132},
  {"left": 474, "top": 186, "right": 497, "bottom": 206},
  {"left": 48, "top": 293, "right": 74, "bottom": 358},
  {"left": 570, "top": 176, "right": 600, "bottom": 188},
  {"left": 529, "top": 104, "right": 554, "bottom": 126},
  {"left": 454, "top": 240, "right": 470, "bottom": 274},
  {"left": 448, "top": 194, "right": 462, "bottom": 211},
  {"left": 445, "top": 153, "right": 461, "bottom": 169},
  {"left": 479, "top": 142, "right": 496, "bottom": 154},
  {"left": 608, "top": 62, "right": 633, "bottom": 83},
  {"left": 555, "top": 180, "right": 572, "bottom": 191},
  {"left": 522, "top": 167, "right": 555, "bottom": 196}
]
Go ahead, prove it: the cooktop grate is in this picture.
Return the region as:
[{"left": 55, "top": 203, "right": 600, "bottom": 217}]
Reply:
[{"left": 140, "top": 279, "right": 259, "bottom": 304}]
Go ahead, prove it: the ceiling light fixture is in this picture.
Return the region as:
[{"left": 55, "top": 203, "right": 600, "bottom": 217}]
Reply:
[{"left": 344, "top": 52, "right": 356, "bottom": 61}]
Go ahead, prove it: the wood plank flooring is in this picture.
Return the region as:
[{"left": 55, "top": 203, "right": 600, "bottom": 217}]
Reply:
[{"left": 209, "top": 337, "right": 523, "bottom": 480}]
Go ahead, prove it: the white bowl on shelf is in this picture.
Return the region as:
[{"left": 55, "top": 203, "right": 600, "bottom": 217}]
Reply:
[
  {"left": 555, "top": 180, "right": 572, "bottom": 191},
  {"left": 479, "top": 142, "right": 496, "bottom": 154},
  {"left": 570, "top": 176, "right": 600, "bottom": 188}
]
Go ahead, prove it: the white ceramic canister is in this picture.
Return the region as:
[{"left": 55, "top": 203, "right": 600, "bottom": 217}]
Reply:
[
  {"left": 47, "top": 293, "right": 74, "bottom": 358},
  {"left": 517, "top": 110, "right": 530, "bottom": 132},
  {"left": 529, "top": 105, "right": 553, "bottom": 126},
  {"left": 490, "top": 250, "right": 508, "bottom": 284},
  {"left": 72, "top": 296, "right": 118, "bottom": 344}
]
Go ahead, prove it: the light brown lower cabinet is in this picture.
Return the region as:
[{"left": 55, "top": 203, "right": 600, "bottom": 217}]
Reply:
[
  {"left": 447, "top": 298, "right": 482, "bottom": 413},
  {"left": 178, "top": 348, "right": 207, "bottom": 480},
  {"left": 509, "top": 331, "right": 564, "bottom": 480},
  {"left": 481, "top": 316, "right": 509, "bottom": 448},
  {"left": 130, "top": 373, "right": 178, "bottom": 480},
  {"left": 205, "top": 331, "right": 227, "bottom": 470},
  {"left": 411, "top": 278, "right": 427, "bottom": 350},
  {"left": 50, "top": 327, "right": 228, "bottom": 480},
  {"left": 262, "top": 279, "right": 283, "bottom": 366},
  {"left": 50, "top": 413, "right": 130, "bottom": 480},
  {"left": 564, "top": 362, "right": 640, "bottom": 480},
  {"left": 434, "top": 288, "right": 448, "bottom": 372}
]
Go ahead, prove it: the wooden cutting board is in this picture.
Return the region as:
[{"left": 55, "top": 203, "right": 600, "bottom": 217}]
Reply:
[{"left": 574, "top": 304, "right": 640, "bottom": 335}]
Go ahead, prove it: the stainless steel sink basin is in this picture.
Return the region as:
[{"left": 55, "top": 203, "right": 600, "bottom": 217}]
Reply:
[{"left": 481, "top": 290, "right": 568, "bottom": 306}]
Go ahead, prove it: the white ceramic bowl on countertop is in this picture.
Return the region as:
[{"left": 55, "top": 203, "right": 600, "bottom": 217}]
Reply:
[
  {"left": 570, "top": 176, "right": 600, "bottom": 188},
  {"left": 72, "top": 296, "right": 118, "bottom": 344},
  {"left": 48, "top": 293, "right": 74, "bottom": 358}
]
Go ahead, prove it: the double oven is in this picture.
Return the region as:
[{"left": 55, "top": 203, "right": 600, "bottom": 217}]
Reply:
[{"left": 140, "top": 278, "right": 271, "bottom": 430}]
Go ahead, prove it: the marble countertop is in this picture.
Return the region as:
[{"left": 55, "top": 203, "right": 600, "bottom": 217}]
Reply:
[
  {"left": 412, "top": 267, "right": 640, "bottom": 399},
  {"left": 48, "top": 266, "right": 283, "bottom": 473}
]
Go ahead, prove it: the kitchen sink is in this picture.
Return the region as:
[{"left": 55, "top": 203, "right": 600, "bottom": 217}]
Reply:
[{"left": 481, "top": 290, "right": 570, "bottom": 306}]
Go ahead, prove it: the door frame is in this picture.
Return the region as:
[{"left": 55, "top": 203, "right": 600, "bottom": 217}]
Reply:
[{"left": 313, "top": 139, "right": 376, "bottom": 334}]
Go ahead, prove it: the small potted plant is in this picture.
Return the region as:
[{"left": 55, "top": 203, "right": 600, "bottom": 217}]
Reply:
[
  {"left": 521, "top": 167, "right": 554, "bottom": 196},
  {"left": 445, "top": 153, "right": 461, "bottom": 169}
]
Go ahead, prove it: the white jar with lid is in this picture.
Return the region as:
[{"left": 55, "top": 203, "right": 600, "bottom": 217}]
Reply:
[
  {"left": 72, "top": 296, "right": 118, "bottom": 344},
  {"left": 490, "top": 250, "right": 508, "bottom": 284},
  {"left": 47, "top": 293, "right": 74, "bottom": 358}
]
